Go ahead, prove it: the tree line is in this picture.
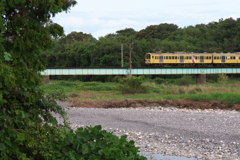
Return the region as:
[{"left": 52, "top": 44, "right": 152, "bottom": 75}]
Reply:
[{"left": 40, "top": 17, "right": 240, "bottom": 81}]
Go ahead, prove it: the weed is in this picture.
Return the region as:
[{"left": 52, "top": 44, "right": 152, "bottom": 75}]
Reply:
[
  {"left": 59, "top": 81, "right": 78, "bottom": 87},
  {"left": 178, "top": 87, "right": 185, "bottom": 94},
  {"left": 218, "top": 74, "right": 228, "bottom": 85},
  {"left": 177, "top": 75, "right": 192, "bottom": 86},
  {"left": 69, "top": 92, "right": 79, "bottom": 98}
]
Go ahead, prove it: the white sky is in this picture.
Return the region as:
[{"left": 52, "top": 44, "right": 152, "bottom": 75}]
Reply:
[{"left": 52, "top": 0, "right": 240, "bottom": 38}]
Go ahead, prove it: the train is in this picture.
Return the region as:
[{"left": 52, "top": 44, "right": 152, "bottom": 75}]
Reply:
[{"left": 145, "top": 52, "right": 240, "bottom": 67}]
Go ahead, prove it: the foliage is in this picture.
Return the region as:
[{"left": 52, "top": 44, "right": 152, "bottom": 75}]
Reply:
[
  {"left": 176, "top": 75, "right": 192, "bottom": 86},
  {"left": 40, "top": 17, "right": 240, "bottom": 83},
  {"left": 117, "top": 76, "right": 148, "bottom": 94},
  {"left": 218, "top": 74, "right": 229, "bottom": 85},
  {"left": 77, "top": 82, "right": 114, "bottom": 91},
  {"left": 0, "top": 1, "right": 146, "bottom": 160},
  {"left": 59, "top": 81, "right": 79, "bottom": 87},
  {"left": 45, "top": 125, "right": 146, "bottom": 160},
  {"left": 0, "top": 0, "right": 78, "bottom": 159},
  {"left": 154, "top": 77, "right": 165, "bottom": 84},
  {"left": 112, "top": 76, "right": 122, "bottom": 83},
  {"left": 40, "top": 81, "right": 117, "bottom": 94}
]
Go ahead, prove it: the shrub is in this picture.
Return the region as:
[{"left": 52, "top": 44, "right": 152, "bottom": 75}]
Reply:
[
  {"left": 177, "top": 75, "right": 192, "bottom": 86},
  {"left": 218, "top": 74, "right": 228, "bottom": 85},
  {"left": 154, "top": 77, "right": 165, "bottom": 84},
  {"left": 47, "top": 125, "right": 147, "bottom": 160},
  {"left": 112, "top": 76, "right": 122, "bottom": 83},
  {"left": 117, "top": 76, "right": 148, "bottom": 94}
]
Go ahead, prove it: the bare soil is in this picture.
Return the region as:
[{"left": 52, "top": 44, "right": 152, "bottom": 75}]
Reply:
[{"left": 68, "top": 98, "right": 240, "bottom": 111}]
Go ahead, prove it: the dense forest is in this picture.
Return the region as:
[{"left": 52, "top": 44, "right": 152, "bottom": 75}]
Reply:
[{"left": 40, "top": 17, "right": 240, "bottom": 81}]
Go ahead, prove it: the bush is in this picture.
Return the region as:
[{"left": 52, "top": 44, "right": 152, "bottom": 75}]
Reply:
[
  {"left": 112, "top": 76, "right": 122, "bottom": 83},
  {"left": 177, "top": 75, "right": 192, "bottom": 86},
  {"left": 47, "top": 125, "right": 147, "bottom": 160},
  {"left": 154, "top": 77, "right": 165, "bottom": 84},
  {"left": 218, "top": 74, "right": 228, "bottom": 85},
  {"left": 117, "top": 76, "right": 148, "bottom": 94}
]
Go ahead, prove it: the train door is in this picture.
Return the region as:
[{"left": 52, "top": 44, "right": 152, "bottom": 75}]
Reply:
[
  {"left": 200, "top": 56, "right": 204, "bottom": 63},
  {"left": 222, "top": 56, "right": 225, "bottom": 63},
  {"left": 180, "top": 56, "right": 184, "bottom": 63},
  {"left": 159, "top": 56, "right": 163, "bottom": 63}
]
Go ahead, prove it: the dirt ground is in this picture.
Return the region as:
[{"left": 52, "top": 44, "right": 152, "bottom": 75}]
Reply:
[{"left": 68, "top": 98, "right": 240, "bottom": 111}]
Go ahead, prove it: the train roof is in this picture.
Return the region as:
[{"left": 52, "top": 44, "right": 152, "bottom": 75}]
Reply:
[
  {"left": 212, "top": 53, "right": 240, "bottom": 55},
  {"left": 146, "top": 52, "right": 240, "bottom": 55},
  {"left": 146, "top": 53, "right": 212, "bottom": 55}
]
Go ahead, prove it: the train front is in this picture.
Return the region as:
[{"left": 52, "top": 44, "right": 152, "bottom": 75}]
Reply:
[{"left": 145, "top": 53, "right": 151, "bottom": 65}]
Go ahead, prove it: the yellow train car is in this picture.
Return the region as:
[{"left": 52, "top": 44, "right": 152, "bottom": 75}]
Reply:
[
  {"left": 213, "top": 53, "right": 240, "bottom": 66},
  {"left": 145, "top": 53, "right": 212, "bottom": 66}
]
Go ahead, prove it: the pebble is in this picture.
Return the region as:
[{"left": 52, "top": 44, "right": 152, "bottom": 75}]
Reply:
[{"left": 63, "top": 105, "right": 240, "bottom": 160}]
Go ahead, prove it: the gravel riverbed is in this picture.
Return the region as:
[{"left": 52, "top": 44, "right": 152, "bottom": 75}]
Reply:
[{"left": 55, "top": 101, "right": 240, "bottom": 160}]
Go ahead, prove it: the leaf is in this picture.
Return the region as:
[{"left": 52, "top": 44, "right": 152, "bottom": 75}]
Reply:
[
  {"left": 82, "top": 143, "right": 90, "bottom": 155},
  {"left": 0, "top": 143, "right": 6, "bottom": 150},
  {"left": 89, "top": 141, "right": 96, "bottom": 150},
  {"left": 103, "top": 148, "right": 111, "bottom": 156},
  {"left": 3, "top": 52, "right": 12, "bottom": 61}
]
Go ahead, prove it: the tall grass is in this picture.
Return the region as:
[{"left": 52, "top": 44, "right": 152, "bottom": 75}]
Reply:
[{"left": 40, "top": 79, "right": 240, "bottom": 105}]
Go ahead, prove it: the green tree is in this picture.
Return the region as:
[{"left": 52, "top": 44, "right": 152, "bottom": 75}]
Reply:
[
  {"left": 116, "top": 28, "right": 136, "bottom": 37},
  {"left": 0, "top": 0, "right": 77, "bottom": 159}
]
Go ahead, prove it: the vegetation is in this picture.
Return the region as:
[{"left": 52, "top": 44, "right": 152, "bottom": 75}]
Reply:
[
  {"left": 117, "top": 76, "right": 147, "bottom": 94},
  {"left": 40, "top": 17, "right": 240, "bottom": 81},
  {"left": 41, "top": 77, "right": 240, "bottom": 105},
  {"left": 0, "top": 1, "right": 146, "bottom": 159},
  {"left": 47, "top": 125, "right": 146, "bottom": 160}
]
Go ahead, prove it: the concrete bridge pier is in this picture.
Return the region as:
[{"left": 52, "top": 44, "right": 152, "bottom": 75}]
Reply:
[
  {"left": 195, "top": 74, "right": 206, "bottom": 84},
  {"left": 42, "top": 75, "right": 50, "bottom": 84}
]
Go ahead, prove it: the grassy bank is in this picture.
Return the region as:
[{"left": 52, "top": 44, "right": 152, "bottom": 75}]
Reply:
[{"left": 40, "top": 77, "right": 240, "bottom": 105}]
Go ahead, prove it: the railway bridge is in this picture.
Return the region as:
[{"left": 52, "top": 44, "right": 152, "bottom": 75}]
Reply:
[{"left": 41, "top": 67, "right": 240, "bottom": 84}]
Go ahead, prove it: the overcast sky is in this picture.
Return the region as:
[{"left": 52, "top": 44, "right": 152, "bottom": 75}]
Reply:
[{"left": 52, "top": 0, "right": 240, "bottom": 38}]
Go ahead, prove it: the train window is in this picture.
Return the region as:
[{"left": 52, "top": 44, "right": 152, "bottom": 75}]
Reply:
[
  {"left": 217, "top": 56, "right": 219, "bottom": 59},
  {"left": 206, "top": 57, "right": 208, "bottom": 59},
  {"left": 175, "top": 56, "right": 177, "bottom": 59},
  {"left": 172, "top": 56, "right": 174, "bottom": 59},
  {"left": 195, "top": 56, "right": 198, "bottom": 59},
  {"left": 233, "top": 56, "right": 236, "bottom": 59},
  {"left": 214, "top": 56, "right": 216, "bottom": 60},
  {"left": 209, "top": 56, "right": 211, "bottom": 59},
  {"left": 169, "top": 56, "right": 171, "bottom": 59},
  {"left": 166, "top": 56, "right": 168, "bottom": 59},
  {"left": 145, "top": 54, "right": 150, "bottom": 59},
  {"left": 230, "top": 56, "right": 232, "bottom": 59},
  {"left": 189, "top": 56, "right": 191, "bottom": 59},
  {"left": 152, "top": 56, "right": 154, "bottom": 59},
  {"left": 186, "top": 56, "right": 188, "bottom": 59}
]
